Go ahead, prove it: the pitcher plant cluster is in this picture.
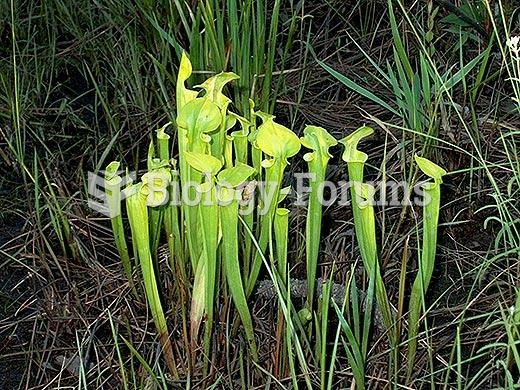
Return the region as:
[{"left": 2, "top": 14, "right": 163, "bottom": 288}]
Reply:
[{"left": 100, "top": 52, "right": 447, "bottom": 382}]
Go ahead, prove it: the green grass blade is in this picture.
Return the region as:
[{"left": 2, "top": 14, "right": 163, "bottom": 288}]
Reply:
[{"left": 317, "top": 59, "right": 400, "bottom": 116}]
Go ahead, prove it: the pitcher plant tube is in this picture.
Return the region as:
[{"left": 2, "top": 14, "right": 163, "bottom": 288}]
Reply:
[
  {"left": 185, "top": 151, "right": 223, "bottom": 367},
  {"left": 125, "top": 182, "right": 178, "bottom": 378},
  {"left": 246, "top": 112, "right": 301, "bottom": 295},
  {"left": 104, "top": 161, "right": 133, "bottom": 290},
  {"left": 340, "top": 126, "right": 396, "bottom": 346},
  {"left": 300, "top": 125, "right": 337, "bottom": 312},
  {"left": 217, "top": 163, "right": 258, "bottom": 360},
  {"left": 406, "top": 155, "right": 447, "bottom": 380}
]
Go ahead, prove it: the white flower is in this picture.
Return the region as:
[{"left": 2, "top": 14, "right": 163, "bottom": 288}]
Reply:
[{"left": 507, "top": 36, "right": 520, "bottom": 56}]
